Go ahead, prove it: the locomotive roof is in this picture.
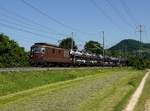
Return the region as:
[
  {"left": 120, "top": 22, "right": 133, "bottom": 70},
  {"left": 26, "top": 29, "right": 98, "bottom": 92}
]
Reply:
[{"left": 33, "top": 43, "right": 59, "bottom": 48}]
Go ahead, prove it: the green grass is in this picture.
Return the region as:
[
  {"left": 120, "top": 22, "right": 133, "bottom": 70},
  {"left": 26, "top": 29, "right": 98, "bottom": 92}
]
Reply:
[
  {"left": 78, "top": 70, "right": 144, "bottom": 111},
  {"left": 0, "top": 68, "right": 122, "bottom": 97},
  {"left": 134, "top": 72, "right": 150, "bottom": 111},
  {"left": 0, "top": 68, "right": 145, "bottom": 111}
]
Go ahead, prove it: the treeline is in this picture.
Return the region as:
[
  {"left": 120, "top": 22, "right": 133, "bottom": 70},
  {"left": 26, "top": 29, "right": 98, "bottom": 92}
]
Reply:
[
  {"left": 0, "top": 34, "right": 150, "bottom": 69},
  {"left": 108, "top": 39, "right": 150, "bottom": 69},
  {"left": 0, "top": 34, "right": 104, "bottom": 68},
  {"left": 107, "top": 50, "right": 150, "bottom": 69},
  {"left": 127, "top": 56, "right": 150, "bottom": 70},
  {"left": 0, "top": 34, "right": 29, "bottom": 67}
]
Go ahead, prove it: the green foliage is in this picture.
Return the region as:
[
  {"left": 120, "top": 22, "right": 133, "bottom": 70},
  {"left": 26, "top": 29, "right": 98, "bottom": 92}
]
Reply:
[
  {"left": 107, "top": 50, "right": 121, "bottom": 57},
  {"left": 84, "top": 40, "right": 103, "bottom": 54},
  {"left": 0, "top": 33, "right": 29, "bottom": 67},
  {"left": 59, "top": 37, "right": 77, "bottom": 49},
  {"left": 128, "top": 56, "right": 150, "bottom": 70}
]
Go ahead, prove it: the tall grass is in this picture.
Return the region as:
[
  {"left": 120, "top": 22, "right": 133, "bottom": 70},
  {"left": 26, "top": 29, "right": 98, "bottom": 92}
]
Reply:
[
  {"left": 78, "top": 70, "right": 144, "bottom": 111},
  {"left": 0, "top": 68, "right": 120, "bottom": 97}
]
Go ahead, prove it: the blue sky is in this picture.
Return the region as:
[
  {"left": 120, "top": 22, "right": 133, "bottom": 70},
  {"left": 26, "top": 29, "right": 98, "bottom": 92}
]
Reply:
[{"left": 0, "top": 0, "right": 149, "bottom": 51}]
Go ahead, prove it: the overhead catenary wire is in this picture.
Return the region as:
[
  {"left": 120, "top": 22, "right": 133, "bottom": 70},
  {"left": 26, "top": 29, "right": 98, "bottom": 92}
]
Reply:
[
  {"left": 20, "top": 0, "right": 96, "bottom": 36},
  {"left": 0, "top": 15, "right": 70, "bottom": 38},
  {"left": 90, "top": 0, "right": 126, "bottom": 33},
  {"left": 0, "top": 17, "right": 56, "bottom": 36},
  {"left": 0, "top": 8, "right": 86, "bottom": 46},
  {"left": 0, "top": 6, "right": 69, "bottom": 36},
  {"left": 0, "top": 6, "right": 89, "bottom": 44},
  {"left": 0, "top": 16, "right": 86, "bottom": 46},
  {"left": 18, "top": 0, "right": 95, "bottom": 43},
  {"left": 0, "top": 22, "right": 59, "bottom": 41},
  {"left": 119, "top": 0, "right": 139, "bottom": 25},
  {"left": 0, "top": 1, "right": 103, "bottom": 47},
  {"left": 104, "top": 0, "right": 135, "bottom": 28}
]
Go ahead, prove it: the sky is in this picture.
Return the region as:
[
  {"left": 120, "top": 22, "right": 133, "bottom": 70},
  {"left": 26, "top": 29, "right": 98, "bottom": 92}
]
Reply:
[{"left": 0, "top": 0, "right": 149, "bottom": 51}]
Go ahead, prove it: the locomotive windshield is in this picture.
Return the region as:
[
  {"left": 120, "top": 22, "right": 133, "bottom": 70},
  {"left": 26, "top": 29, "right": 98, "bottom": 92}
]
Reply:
[{"left": 31, "top": 47, "right": 45, "bottom": 53}]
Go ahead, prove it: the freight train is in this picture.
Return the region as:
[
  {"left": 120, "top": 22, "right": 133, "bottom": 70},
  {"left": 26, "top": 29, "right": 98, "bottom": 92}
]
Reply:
[{"left": 30, "top": 43, "right": 127, "bottom": 67}]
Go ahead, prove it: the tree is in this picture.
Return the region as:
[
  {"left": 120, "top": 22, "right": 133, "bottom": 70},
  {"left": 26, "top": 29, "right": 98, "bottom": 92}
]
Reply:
[
  {"left": 0, "top": 33, "right": 29, "bottom": 67},
  {"left": 84, "top": 41, "right": 103, "bottom": 54},
  {"left": 59, "top": 37, "right": 77, "bottom": 50}
]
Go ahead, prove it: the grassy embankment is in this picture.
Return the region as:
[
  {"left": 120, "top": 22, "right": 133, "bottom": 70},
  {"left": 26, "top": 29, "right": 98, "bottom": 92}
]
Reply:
[
  {"left": 0, "top": 68, "right": 145, "bottom": 111},
  {"left": 134, "top": 71, "right": 150, "bottom": 111}
]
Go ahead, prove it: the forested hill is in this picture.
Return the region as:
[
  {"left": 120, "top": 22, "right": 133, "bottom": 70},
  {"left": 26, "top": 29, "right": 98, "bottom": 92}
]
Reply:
[{"left": 109, "top": 39, "right": 150, "bottom": 52}]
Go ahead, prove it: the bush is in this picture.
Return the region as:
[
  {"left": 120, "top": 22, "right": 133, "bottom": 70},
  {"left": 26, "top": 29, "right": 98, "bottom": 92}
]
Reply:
[
  {"left": 128, "top": 56, "right": 150, "bottom": 70},
  {"left": 0, "top": 33, "right": 29, "bottom": 67}
]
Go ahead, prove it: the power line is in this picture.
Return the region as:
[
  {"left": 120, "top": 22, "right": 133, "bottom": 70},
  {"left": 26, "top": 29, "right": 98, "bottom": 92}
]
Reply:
[
  {"left": 0, "top": 17, "right": 86, "bottom": 47},
  {"left": 0, "top": 18, "right": 53, "bottom": 35},
  {"left": 0, "top": 6, "right": 69, "bottom": 36},
  {"left": 20, "top": 0, "right": 96, "bottom": 36},
  {"left": 119, "top": 0, "right": 139, "bottom": 25},
  {"left": 20, "top": 0, "right": 96, "bottom": 43},
  {"left": 0, "top": 6, "right": 88, "bottom": 43},
  {"left": 0, "top": 15, "right": 71, "bottom": 39},
  {"left": 0, "top": 7, "right": 86, "bottom": 46},
  {"left": 104, "top": 0, "right": 135, "bottom": 28},
  {"left": 90, "top": 0, "right": 126, "bottom": 33},
  {"left": 0, "top": 14, "right": 87, "bottom": 50},
  {"left": 0, "top": 22, "right": 58, "bottom": 41}
]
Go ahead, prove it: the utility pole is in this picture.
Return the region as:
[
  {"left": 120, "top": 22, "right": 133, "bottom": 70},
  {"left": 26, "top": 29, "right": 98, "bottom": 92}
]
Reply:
[
  {"left": 102, "top": 31, "right": 105, "bottom": 57},
  {"left": 125, "top": 39, "right": 128, "bottom": 59},
  {"left": 71, "top": 32, "right": 74, "bottom": 50},
  {"left": 136, "top": 25, "right": 145, "bottom": 58},
  {"left": 102, "top": 31, "right": 105, "bottom": 66},
  {"left": 71, "top": 32, "right": 76, "bottom": 65}
]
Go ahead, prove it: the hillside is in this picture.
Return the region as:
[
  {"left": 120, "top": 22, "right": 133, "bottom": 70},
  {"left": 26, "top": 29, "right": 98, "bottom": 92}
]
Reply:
[{"left": 109, "top": 39, "right": 150, "bottom": 53}]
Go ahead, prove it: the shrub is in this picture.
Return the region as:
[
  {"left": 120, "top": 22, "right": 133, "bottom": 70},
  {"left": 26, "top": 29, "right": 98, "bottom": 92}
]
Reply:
[{"left": 0, "top": 33, "right": 29, "bottom": 67}]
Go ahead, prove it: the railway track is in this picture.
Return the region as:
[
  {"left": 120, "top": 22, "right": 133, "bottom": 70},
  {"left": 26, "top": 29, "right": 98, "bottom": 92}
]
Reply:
[{"left": 0, "top": 67, "right": 107, "bottom": 72}]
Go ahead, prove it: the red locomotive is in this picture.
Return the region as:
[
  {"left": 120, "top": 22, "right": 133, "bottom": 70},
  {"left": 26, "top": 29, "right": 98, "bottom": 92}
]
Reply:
[{"left": 30, "top": 43, "right": 72, "bottom": 66}]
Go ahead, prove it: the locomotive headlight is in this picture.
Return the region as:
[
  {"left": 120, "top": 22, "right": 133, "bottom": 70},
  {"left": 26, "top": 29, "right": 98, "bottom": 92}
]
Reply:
[{"left": 41, "top": 48, "right": 46, "bottom": 54}]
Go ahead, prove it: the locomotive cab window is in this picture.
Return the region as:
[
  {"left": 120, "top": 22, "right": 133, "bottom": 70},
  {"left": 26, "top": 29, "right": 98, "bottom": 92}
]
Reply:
[
  {"left": 31, "top": 47, "right": 41, "bottom": 53},
  {"left": 31, "top": 47, "right": 45, "bottom": 53}
]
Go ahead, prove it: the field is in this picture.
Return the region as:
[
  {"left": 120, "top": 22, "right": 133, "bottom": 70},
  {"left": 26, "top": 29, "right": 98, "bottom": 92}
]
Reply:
[
  {"left": 0, "top": 68, "right": 105, "bottom": 96},
  {"left": 0, "top": 68, "right": 145, "bottom": 111}
]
